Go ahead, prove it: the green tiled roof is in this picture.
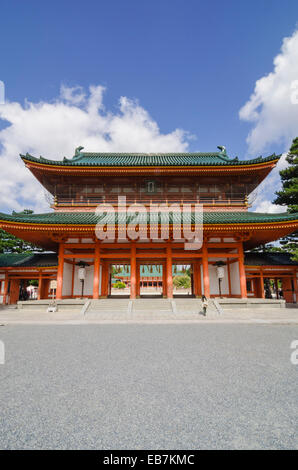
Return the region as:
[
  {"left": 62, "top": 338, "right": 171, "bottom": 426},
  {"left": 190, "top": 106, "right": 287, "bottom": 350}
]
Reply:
[
  {"left": 20, "top": 150, "right": 280, "bottom": 167},
  {"left": 0, "top": 253, "right": 58, "bottom": 268},
  {"left": 245, "top": 252, "right": 298, "bottom": 266},
  {"left": 0, "top": 211, "right": 297, "bottom": 225},
  {"left": 1, "top": 252, "right": 297, "bottom": 269}
]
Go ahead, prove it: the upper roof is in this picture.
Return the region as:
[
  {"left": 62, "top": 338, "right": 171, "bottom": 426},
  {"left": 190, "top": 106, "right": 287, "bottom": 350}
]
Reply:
[{"left": 21, "top": 147, "right": 280, "bottom": 168}]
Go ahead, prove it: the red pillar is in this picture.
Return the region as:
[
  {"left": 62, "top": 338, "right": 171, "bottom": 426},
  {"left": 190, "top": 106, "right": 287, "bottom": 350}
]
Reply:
[
  {"left": 166, "top": 242, "right": 173, "bottom": 298},
  {"left": 193, "top": 263, "right": 199, "bottom": 297},
  {"left": 293, "top": 271, "right": 298, "bottom": 304},
  {"left": 93, "top": 243, "right": 100, "bottom": 299},
  {"left": 37, "top": 271, "right": 42, "bottom": 300},
  {"left": 162, "top": 262, "right": 167, "bottom": 298},
  {"left": 71, "top": 259, "right": 75, "bottom": 298},
  {"left": 259, "top": 269, "right": 265, "bottom": 298},
  {"left": 130, "top": 243, "right": 137, "bottom": 299},
  {"left": 227, "top": 261, "right": 232, "bottom": 297},
  {"left": 136, "top": 263, "right": 140, "bottom": 298},
  {"left": 101, "top": 262, "right": 108, "bottom": 298},
  {"left": 56, "top": 242, "right": 64, "bottom": 300},
  {"left": 202, "top": 243, "right": 210, "bottom": 298},
  {"left": 238, "top": 242, "right": 247, "bottom": 298},
  {"left": 3, "top": 271, "right": 8, "bottom": 305},
  {"left": 196, "top": 262, "right": 202, "bottom": 296}
]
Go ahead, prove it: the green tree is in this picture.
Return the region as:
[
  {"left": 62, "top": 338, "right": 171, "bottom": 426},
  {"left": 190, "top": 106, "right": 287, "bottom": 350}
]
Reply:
[
  {"left": 113, "top": 281, "right": 126, "bottom": 289},
  {"left": 0, "top": 210, "right": 42, "bottom": 253},
  {"left": 274, "top": 137, "right": 298, "bottom": 261},
  {"left": 173, "top": 274, "right": 191, "bottom": 289}
]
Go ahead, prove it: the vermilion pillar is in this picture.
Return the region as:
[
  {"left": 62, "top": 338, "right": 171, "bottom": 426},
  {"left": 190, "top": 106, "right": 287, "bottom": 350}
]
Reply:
[
  {"left": 162, "top": 263, "right": 167, "bottom": 298},
  {"left": 130, "top": 243, "right": 137, "bottom": 299},
  {"left": 101, "top": 262, "right": 108, "bottom": 298},
  {"left": 166, "top": 242, "right": 173, "bottom": 298},
  {"left": 293, "top": 272, "right": 298, "bottom": 304},
  {"left": 56, "top": 242, "right": 64, "bottom": 300},
  {"left": 202, "top": 243, "right": 210, "bottom": 298},
  {"left": 3, "top": 271, "right": 8, "bottom": 305},
  {"left": 259, "top": 269, "right": 265, "bottom": 298},
  {"left": 37, "top": 271, "right": 42, "bottom": 300},
  {"left": 227, "top": 261, "right": 232, "bottom": 297},
  {"left": 93, "top": 243, "right": 100, "bottom": 299},
  {"left": 136, "top": 263, "right": 140, "bottom": 298},
  {"left": 193, "top": 262, "right": 202, "bottom": 297},
  {"left": 71, "top": 260, "right": 75, "bottom": 298},
  {"left": 238, "top": 242, "right": 247, "bottom": 298}
]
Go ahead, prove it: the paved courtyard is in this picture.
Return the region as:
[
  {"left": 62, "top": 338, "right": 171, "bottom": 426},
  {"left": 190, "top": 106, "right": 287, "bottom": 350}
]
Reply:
[{"left": 0, "top": 324, "right": 297, "bottom": 449}]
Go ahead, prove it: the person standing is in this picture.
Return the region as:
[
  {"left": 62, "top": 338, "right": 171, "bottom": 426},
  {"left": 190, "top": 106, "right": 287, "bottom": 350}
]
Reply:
[{"left": 201, "top": 295, "right": 208, "bottom": 316}]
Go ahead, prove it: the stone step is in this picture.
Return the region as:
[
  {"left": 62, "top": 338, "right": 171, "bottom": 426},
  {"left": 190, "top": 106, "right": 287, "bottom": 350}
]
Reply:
[
  {"left": 132, "top": 299, "right": 173, "bottom": 313},
  {"left": 88, "top": 299, "right": 130, "bottom": 314},
  {"left": 175, "top": 298, "right": 218, "bottom": 314}
]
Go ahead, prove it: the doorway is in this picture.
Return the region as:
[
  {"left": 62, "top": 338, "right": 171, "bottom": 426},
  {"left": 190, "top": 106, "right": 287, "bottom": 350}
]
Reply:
[
  {"left": 109, "top": 263, "right": 131, "bottom": 297},
  {"left": 139, "top": 263, "right": 163, "bottom": 298},
  {"left": 172, "top": 264, "right": 194, "bottom": 297}
]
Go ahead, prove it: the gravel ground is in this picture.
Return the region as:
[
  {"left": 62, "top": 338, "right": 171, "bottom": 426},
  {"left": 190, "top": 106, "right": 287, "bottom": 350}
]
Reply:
[{"left": 0, "top": 324, "right": 297, "bottom": 450}]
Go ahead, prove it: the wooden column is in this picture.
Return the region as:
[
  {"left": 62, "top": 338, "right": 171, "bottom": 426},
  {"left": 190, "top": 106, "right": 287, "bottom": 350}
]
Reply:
[
  {"left": 93, "top": 243, "right": 100, "bottom": 299},
  {"left": 37, "top": 271, "right": 42, "bottom": 300},
  {"left": 136, "top": 263, "right": 140, "bottom": 298},
  {"left": 202, "top": 243, "right": 210, "bottom": 298},
  {"left": 197, "top": 262, "right": 202, "bottom": 296},
  {"left": 130, "top": 243, "right": 137, "bottom": 299},
  {"left": 71, "top": 259, "right": 75, "bottom": 298},
  {"left": 227, "top": 261, "right": 232, "bottom": 297},
  {"left": 162, "top": 262, "right": 167, "bottom": 298},
  {"left": 3, "top": 271, "right": 9, "bottom": 305},
  {"left": 293, "top": 271, "right": 298, "bottom": 304},
  {"left": 259, "top": 269, "right": 265, "bottom": 298},
  {"left": 101, "top": 262, "right": 108, "bottom": 298},
  {"left": 238, "top": 242, "right": 247, "bottom": 298},
  {"left": 166, "top": 242, "right": 173, "bottom": 298},
  {"left": 193, "top": 262, "right": 201, "bottom": 297},
  {"left": 274, "top": 278, "right": 279, "bottom": 299},
  {"left": 56, "top": 242, "right": 64, "bottom": 300}
]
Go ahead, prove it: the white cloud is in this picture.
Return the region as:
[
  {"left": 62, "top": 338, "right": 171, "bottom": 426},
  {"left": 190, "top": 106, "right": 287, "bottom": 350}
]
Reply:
[
  {"left": 240, "top": 29, "right": 298, "bottom": 213},
  {"left": 252, "top": 197, "right": 287, "bottom": 214},
  {"left": 239, "top": 29, "right": 298, "bottom": 155},
  {"left": 0, "top": 85, "right": 190, "bottom": 213}
]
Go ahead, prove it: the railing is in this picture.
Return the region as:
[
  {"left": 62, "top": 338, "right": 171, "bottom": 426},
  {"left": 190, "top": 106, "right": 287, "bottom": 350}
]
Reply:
[{"left": 53, "top": 195, "right": 249, "bottom": 207}]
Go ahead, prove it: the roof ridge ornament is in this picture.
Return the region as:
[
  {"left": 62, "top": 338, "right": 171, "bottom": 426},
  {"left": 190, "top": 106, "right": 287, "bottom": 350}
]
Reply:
[
  {"left": 217, "top": 145, "right": 228, "bottom": 157},
  {"left": 73, "top": 146, "right": 84, "bottom": 159}
]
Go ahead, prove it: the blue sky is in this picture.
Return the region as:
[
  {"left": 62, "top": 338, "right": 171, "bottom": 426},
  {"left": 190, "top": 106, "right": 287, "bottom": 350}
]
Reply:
[{"left": 0, "top": 0, "right": 298, "bottom": 212}]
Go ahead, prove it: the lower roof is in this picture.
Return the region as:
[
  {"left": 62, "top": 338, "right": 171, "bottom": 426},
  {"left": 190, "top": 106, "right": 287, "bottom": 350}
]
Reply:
[
  {"left": 0, "top": 252, "right": 297, "bottom": 269},
  {"left": 244, "top": 252, "right": 298, "bottom": 266},
  {"left": 0, "top": 253, "right": 58, "bottom": 268},
  {"left": 0, "top": 211, "right": 297, "bottom": 225}
]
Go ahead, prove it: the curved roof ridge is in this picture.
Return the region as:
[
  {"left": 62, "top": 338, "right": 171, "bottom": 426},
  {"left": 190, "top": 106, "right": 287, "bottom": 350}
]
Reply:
[
  {"left": 0, "top": 210, "right": 297, "bottom": 225},
  {"left": 20, "top": 151, "right": 281, "bottom": 167}
]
